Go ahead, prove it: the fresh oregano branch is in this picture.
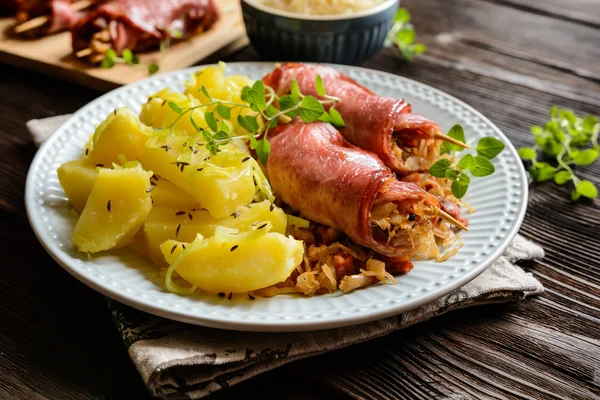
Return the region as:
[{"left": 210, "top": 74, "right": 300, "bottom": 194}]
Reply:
[
  {"left": 164, "top": 75, "right": 345, "bottom": 165},
  {"left": 385, "top": 8, "right": 426, "bottom": 62},
  {"left": 429, "top": 124, "right": 505, "bottom": 199},
  {"left": 518, "top": 106, "right": 598, "bottom": 201}
]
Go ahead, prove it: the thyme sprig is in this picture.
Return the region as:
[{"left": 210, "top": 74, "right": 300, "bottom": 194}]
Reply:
[{"left": 165, "top": 76, "right": 345, "bottom": 165}]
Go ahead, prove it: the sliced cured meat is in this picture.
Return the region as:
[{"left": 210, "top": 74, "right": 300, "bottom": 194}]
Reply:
[{"left": 263, "top": 63, "right": 443, "bottom": 176}]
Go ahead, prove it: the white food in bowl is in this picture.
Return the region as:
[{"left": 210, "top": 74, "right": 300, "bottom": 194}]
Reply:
[{"left": 258, "top": 0, "right": 387, "bottom": 15}]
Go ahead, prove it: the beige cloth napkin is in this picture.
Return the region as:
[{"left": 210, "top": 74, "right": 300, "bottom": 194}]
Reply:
[{"left": 29, "top": 115, "right": 545, "bottom": 399}]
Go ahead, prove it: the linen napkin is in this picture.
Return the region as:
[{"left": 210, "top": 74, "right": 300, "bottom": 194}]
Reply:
[{"left": 29, "top": 115, "right": 545, "bottom": 399}]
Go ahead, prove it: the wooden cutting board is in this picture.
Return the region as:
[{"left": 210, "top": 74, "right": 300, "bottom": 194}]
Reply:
[{"left": 0, "top": 0, "right": 248, "bottom": 91}]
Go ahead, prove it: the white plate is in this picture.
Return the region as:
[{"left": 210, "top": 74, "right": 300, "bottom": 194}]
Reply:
[{"left": 26, "top": 62, "right": 528, "bottom": 332}]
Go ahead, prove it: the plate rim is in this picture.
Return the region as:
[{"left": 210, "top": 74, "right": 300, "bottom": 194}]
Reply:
[{"left": 25, "top": 61, "right": 529, "bottom": 332}]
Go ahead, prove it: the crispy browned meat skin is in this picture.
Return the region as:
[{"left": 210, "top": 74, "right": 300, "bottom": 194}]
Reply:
[
  {"left": 266, "top": 121, "right": 440, "bottom": 258},
  {"left": 72, "top": 0, "right": 219, "bottom": 54},
  {"left": 263, "top": 63, "right": 442, "bottom": 176}
]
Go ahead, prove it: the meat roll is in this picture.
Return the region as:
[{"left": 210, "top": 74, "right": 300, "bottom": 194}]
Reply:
[
  {"left": 266, "top": 121, "right": 445, "bottom": 258},
  {"left": 263, "top": 63, "right": 445, "bottom": 176}
]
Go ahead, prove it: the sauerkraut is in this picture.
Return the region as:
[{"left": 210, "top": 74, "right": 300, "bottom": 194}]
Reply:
[{"left": 258, "top": 0, "right": 387, "bottom": 15}]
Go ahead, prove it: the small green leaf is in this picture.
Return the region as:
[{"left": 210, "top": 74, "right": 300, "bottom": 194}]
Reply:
[
  {"left": 531, "top": 126, "right": 543, "bottom": 135},
  {"left": 396, "top": 28, "right": 415, "bottom": 44},
  {"left": 200, "top": 86, "right": 212, "bottom": 101},
  {"left": 170, "top": 29, "right": 183, "bottom": 39},
  {"left": 215, "top": 103, "right": 231, "bottom": 119},
  {"left": 213, "top": 131, "right": 230, "bottom": 145},
  {"left": 248, "top": 89, "right": 267, "bottom": 112},
  {"left": 241, "top": 86, "right": 251, "bottom": 103},
  {"left": 471, "top": 156, "right": 495, "bottom": 177},
  {"left": 100, "top": 55, "right": 115, "bottom": 69},
  {"left": 290, "top": 80, "right": 301, "bottom": 102},
  {"left": 206, "top": 141, "right": 218, "bottom": 155},
  {"left": 457, "top": 154, "right": 476, "bottom": 171},
  {"left": 530, "top": 162, "right": 556, "bottom": 182},
  {"left": 279, "top": 95, "right": 300, "bottom": 118},
  {"left": 445, "top": 169, "right": 460, "bottom": 181},
  {"left": 518, "top": 147, "right": 537, "bottom": 161},
  {"left": 451, "top": 174, "right": 470, "bottom": 199},
  {"left": 413, "top": 43, "right": 427, "bottom": 54},
  {"left": 550, "top": 106, "right": 559, "bottom": 119},
  {"left": 248, "top": 134, "right": 258, "bottom": 149},
  {"left": 148, "top": 63, "right": 159, "bottom": 75},
  {"left": 553, "top": 171, "right": 571, "bottom": 185},
  {"left": 394, "top": 8, "right": 411, "bottom": 23},
  {"left": 122, "top": 49, "right": 133, "bottom": 64},
  {"left": 318, "top": 111, "right": 333, "bottom": 124},
  {"left": 220, "top": 120, "right": 230, "bottom": 134},
  {"left": 189, "top": 115, "right": 201, "bottom": 132},
  {"left": 477, "top": 137, "right": 505, "bottom": 159},
  {"left": 573, "top": 148, "right": 598, "bottom": 166},
  {"left": 445, "top": 125, "right": 467, "bottom": 152},
  {"left": 440, "top": 141, "right": 452, "bottom": 155},
  {"left": 202, "top": 130, "right": 213, "bottom": 143},
  {"left": 315, "top": 75, "right": 326, "bottom": 97},
  {"left": 237, "top": 115, "right": 259, "bottom": 133},
  {"left": 329, "top": 108, "right": 345, "bottom": 128},
  {"left": 168, "top": 102, "right": 183, "bottom": 115},
  {"left": 299, "top": 96, "right": 325, "bottom": 122},
  {"left": 255, "top": 139, "right": 271, "bottom": 165},
  {"left": 541, "top": 138, "right": 562, "bottom": 157},
  {"left": 130, "top": 53, "right": 140, "bottom": 65},
  {"left": 204, "top": 112, "right": 217, "bottom": 131},
  {"left": 576, "top": 180, "right": 598, "bottom": 199},
  {"left": 429, "top": 159, "right": 452, "bottom": 178}
]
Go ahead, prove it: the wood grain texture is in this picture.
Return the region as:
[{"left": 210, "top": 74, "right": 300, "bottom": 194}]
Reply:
[{"left": 1, "top": 0, "right": 599, "bottom": 399}]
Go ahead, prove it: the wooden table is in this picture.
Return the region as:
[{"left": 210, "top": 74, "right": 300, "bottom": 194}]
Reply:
[{"left": 1, "top": 0, "right": 599, "bottom": 398}]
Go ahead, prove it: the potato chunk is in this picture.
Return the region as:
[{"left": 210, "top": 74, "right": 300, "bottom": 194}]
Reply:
[
  {"left": 171, "top": 227, "right": 304, "bottom": 294},
  {"left": 87, "top": 107, "right": 151, "bottom": 166},
  {"left": 57, "top": 158, "right": 98, "bottom": 213},
  {"left": 72, "top": 165, "right": 153, "bottom": 253},
  {"left": 140, "top": 135, "right": 255, "bottom": 218},
  {"left": 143, "top": 200, "right": 286, "bottom": 267}
]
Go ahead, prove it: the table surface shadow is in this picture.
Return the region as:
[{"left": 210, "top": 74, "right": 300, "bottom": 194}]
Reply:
[{"left": 1, "top": 0, "right": 599, "bottom": 399}]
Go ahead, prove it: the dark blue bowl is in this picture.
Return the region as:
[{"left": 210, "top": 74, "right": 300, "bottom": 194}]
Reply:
[{"left": 241, "top": 0, "right": 399, "bottom": 65}]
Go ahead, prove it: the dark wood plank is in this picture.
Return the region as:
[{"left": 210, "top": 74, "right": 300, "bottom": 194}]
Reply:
[
  {"left": 401, "top": 0, "right": 600, "bottom": 104},
  {"left": 481, "top": 0, "right": 600, "bottom": 27}
]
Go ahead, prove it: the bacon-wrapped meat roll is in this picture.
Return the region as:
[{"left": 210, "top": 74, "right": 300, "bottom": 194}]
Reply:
[
  {"left": 263, "top": 63, "right": 458, "bottom": 176},
  {"left": 267, "top": 121, "right": 456, "bottom": 259},
  {"left": 72, "top": 0, "right": 219, "bottom": 63}
]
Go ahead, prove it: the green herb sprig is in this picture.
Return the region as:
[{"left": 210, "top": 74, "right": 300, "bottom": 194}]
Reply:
[
  {"left": 428, "top": 125, "right": 505, "bottom": 199},
  {"left": 101, "top": 48, "right": 159, "bottom": 75},
  {"left": 165, "top": 76, "right": 345, "bottom": 165},
  {"left": 518, "top": 107, "right": 598, "bottom": 201},
  {"left": 385, "top": 8, "right": 426, "bottom": 62}
]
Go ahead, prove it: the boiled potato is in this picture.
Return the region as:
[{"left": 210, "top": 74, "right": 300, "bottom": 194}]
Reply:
[
  {"left": 87, "top": 107, "right": 152, "bottom": 166},
  {"left": 72, "top": 164, "right": 153, "bottom": 253},
  {"left": 171, "top": 226, "right": 304, "bottom": 294},
  {"left": 144, "top": 201, "right": 286, "bottom": 267},
  {"left": 140, "top": 89, "right": 208, "bottom": 136},
  {"left": 57, "top": 158, "right": 98, "bottom": 213},
  {"left": 151, "top": 178, "right": 199, "bottom": 210},
  {"left": 140, "top": 135, "right": 255, "bottom": 218}
]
